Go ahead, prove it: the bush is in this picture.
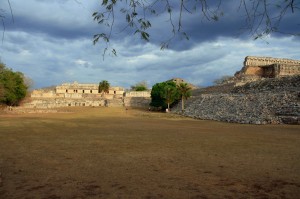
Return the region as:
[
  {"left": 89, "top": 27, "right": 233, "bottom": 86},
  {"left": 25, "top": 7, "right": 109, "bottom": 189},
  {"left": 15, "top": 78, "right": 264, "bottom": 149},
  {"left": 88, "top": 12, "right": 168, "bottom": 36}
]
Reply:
[
  {"left": 0, "top": 62, "right": 28, "bottom": 106},
  {"left": 150, "top": 81, "right": 178, "bottom": 110},
  {"left": 131, "top": 81, "right": 148, "bottom": 91}
]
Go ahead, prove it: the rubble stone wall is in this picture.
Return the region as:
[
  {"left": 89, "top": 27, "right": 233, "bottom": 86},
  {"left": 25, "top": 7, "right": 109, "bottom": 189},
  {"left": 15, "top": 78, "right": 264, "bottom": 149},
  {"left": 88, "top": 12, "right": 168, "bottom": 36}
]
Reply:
[
  {"left": 23, "top": 96, "right": 151, "bottom": 108},
  {"left": 23, "top": 99, "right": 107, "bottom": 108},
  {"left": 175, "top": 91, "right": 299, "bottom": 124},
  {"left": 174, "top": 76, "right": 300, "bottom": 124}
]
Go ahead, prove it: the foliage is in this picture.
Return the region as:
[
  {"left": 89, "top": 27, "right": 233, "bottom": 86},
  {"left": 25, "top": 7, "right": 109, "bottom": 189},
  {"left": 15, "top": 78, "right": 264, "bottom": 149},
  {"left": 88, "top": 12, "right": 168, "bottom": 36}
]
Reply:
[
  {"left": 0, "top": 0, "right": 14, "bottom": 43},
  {"left": 0, "top": 62, "right": 28, "bottom": 106},
  {"left": 98, "top": 80, "right": 110, "bottom": 94},
  {"left": 161, "top": 84, "right": 179, "bottom": 110},
  {"left": 93, "top": 0, "right": 299, "bottom": 55},
  {"left": 150, "top": 81, "right": 178, "bottom": 110},
  {"left": 131, "top": 81, "right": 148, "bottom": 91},
  {"left": 177, "top": 83, "right": 192, "bottom": 111}
]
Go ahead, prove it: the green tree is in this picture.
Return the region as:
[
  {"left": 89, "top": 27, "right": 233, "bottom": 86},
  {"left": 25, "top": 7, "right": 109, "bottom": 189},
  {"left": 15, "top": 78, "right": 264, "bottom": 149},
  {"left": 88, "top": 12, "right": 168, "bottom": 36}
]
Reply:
[
  {"left": 98, "top": 80, "right": 110, "bottom": 95},
  {"left": 161, "top": 84, "right": 178, "bottom": 111},
  {"left": 131, "top": 81, "right": 148, "bottom": 91},
  {"left": 0, "top": 62, "right": 28, "bottom": 106},
  {"left": 177, "top": 83, "right": 192, "bottom": 111},
  {"left": 150, "top": 82, "right": 165, "bottom": 109},
  {"left": 150, "top": 81, "right": 178, "bottom": 110},
  {"left": 93, "top": 0, "right": 299, "bottom": 55}
]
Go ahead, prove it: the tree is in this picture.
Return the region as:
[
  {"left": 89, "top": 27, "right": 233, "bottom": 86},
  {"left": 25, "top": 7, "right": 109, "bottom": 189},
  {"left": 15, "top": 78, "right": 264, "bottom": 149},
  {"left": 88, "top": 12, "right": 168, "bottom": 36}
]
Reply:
[
  {"left": 177, "top": 83, "right": 192, "bottom": 111},
  {"left": 93, "top": 0, "right": 299, "bottom": 55},
  {"left": 131, "top": 81, "right": 148, "bottom": 91},
  {"left": 150, "top": 82, "right": 166, "bottom": 109},
  {"left": 150, "top": 81, "right": 178, "bottom": 110},
  {"left": 0, "top": 62, "right": 28, "bottom": 106},
  {"left": 98, "top": 80, "right": 110, "bottom": 95},
  {"left": 161, "top": 84, "right": 178, "bottom": 111}
]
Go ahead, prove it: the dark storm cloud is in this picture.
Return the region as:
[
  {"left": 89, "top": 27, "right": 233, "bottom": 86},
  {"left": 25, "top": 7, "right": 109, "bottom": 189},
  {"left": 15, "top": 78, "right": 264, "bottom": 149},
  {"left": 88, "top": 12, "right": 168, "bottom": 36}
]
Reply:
[
  {"left": 0, "top": 0, "right": 299, "bottom": 89},
  {"left": 1, "top": 0, "right": 99, "bottom": 40},
  {"left": 2, "top": 0, "right": 299, "bottom": 44},
  {"left": 5, "top": 16, "right": 94, "bottom": 40}
]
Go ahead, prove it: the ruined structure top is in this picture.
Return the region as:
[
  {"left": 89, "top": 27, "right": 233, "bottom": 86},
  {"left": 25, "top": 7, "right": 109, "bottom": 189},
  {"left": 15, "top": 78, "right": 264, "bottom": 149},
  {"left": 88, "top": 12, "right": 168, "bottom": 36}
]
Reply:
[
  {"left": 244, "top": 56, "right": 300, "bottom": 67},
  {"left": 55, "top": 81, "right": 124, "bottom": 95},
  {"left": 235, "top": 56, "right": 300, "bottom": 79}
]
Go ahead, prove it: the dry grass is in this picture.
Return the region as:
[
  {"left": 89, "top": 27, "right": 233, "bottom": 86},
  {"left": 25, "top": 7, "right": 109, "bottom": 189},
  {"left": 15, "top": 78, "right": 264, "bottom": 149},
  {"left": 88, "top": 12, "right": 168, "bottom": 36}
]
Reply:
[{"left": 0, "top": 107, "right": 299, "bottom": 199}]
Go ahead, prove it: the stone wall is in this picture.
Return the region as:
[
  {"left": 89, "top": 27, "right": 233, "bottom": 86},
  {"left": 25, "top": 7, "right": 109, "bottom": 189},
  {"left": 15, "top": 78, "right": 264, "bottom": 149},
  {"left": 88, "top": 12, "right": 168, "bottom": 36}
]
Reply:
[
  {"left": 24, "top": 94, "right": 151, "bottom": 108},
  {"left": 23, "top": 98, "right": 107, "bottom": 108},
  {"left": 175, "top": 92, "right": 299, "bottom": 124},
  {"left": 174, "top": 76, "right": 300, "bottom": 124},
  {"left": 275, "top": 64, "right": 300, "bottom": 76},
  {"left": 125, "top": 91, "right": 151, "bottom": 97},
  {"left": 24, "top": 97, "right": 151, "bottom": 109},
  {"left": 124, "top": 97, "right": 151, "bottom": 107}
]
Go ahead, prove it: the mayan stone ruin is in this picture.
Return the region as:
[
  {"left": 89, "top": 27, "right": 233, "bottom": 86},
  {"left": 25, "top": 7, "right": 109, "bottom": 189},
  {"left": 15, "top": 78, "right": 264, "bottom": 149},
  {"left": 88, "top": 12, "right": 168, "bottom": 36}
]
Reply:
[
  {"left": 20, "top": 56, "right": 300, "bottom": 124},
  {"left": 24, "top": 78, "right": 196, "bottom": 109},
  {"left": 25, "top": 81, "right": 151, "bottom": 109},
  {"left": 235, "top": 56, "right": 300, "bottom": 79},
  {"left": 174, "top": 56, "right": 300, "bottom": 124}
]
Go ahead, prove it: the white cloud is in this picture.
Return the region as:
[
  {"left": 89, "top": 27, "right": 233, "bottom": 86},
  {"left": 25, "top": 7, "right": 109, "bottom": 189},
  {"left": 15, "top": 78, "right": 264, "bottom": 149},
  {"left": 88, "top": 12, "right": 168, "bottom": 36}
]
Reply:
[
  {"left": 74, "top": 59, "right": 93, "bottom": 68},
  {"left": 19, "top": 49, "right": 32, "bottom": 57}
]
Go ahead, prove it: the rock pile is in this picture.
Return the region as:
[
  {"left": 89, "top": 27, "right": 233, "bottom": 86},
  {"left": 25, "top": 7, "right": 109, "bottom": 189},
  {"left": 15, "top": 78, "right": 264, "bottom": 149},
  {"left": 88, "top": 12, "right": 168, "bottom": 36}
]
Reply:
[
  {"left": 174, "top": 75, "right": 300, "bottom": 124},
  {"left": 232, "top": 76, "right": 300, "bottom": 93}
]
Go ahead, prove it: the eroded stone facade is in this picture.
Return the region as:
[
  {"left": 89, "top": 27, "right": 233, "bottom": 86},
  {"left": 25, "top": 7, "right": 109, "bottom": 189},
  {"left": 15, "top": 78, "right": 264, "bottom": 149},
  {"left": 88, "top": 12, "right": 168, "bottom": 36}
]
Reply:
[
  {"left": 236, "top": 56, "right": 300, "bottom": 78},
  {"left": 56, "top": 81, "right": 124, "bottom": 97},
  {"left": 26, "top": 82, "right": 151, "bottom": 108}
]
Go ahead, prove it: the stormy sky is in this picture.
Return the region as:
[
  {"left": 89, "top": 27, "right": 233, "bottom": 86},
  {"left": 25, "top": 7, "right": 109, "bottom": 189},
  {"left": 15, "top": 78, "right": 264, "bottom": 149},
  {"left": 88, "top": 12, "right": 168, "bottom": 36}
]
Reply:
[{"left": 0, "top": 0, "right": 299, "bottom": 89}]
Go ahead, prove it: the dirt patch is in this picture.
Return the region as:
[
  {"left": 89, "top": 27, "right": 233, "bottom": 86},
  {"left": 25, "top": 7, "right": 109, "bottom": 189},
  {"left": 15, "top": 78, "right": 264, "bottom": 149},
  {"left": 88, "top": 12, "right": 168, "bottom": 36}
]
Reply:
[{"left": 0, "top": 107, "right": 299, "bottom": 198}]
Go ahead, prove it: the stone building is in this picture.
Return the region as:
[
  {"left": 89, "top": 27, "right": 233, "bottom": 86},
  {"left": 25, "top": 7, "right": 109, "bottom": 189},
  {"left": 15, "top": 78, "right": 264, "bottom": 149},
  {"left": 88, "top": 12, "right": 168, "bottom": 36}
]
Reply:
[
  {"left": 235, "top": 56, "right": 300, "bottom": 78},
  {"left": 31, "top": 82, "right": 125, "bottom": 99},
  {"left": 27, "top": 82, "right": 152, "bottom": 108},
  {"left": 27, "top": 82, "right": 126, "bottom": 108},
  {"left": 56, "top": 81, "right": 124, "bottom": 97}
]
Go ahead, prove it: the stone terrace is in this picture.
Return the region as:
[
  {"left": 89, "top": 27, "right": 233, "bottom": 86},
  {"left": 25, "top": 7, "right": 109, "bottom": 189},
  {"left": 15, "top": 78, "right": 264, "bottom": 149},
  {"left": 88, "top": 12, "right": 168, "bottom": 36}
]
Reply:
[{"left": 174, "top": 75, "right": 300, "bottom": 124}]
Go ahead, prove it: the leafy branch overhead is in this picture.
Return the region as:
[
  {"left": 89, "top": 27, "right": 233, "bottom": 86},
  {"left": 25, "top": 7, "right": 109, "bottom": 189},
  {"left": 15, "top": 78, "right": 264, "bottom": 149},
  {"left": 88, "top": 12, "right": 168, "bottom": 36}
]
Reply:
[
  {"left": 93, "top": 0, "right": 299, "bottom": 55},
  {"left": 0, "top": 0, "right": 14, "bottom": 43}
]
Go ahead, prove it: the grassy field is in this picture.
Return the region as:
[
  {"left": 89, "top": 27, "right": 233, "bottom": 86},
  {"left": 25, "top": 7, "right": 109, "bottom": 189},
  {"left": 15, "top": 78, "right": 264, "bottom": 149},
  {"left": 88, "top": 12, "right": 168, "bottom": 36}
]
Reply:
[{"left": 0, "top": 107, "right": 299, "bottom": 199}]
